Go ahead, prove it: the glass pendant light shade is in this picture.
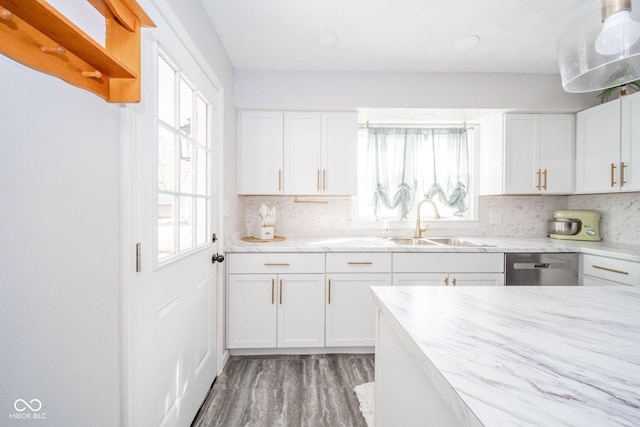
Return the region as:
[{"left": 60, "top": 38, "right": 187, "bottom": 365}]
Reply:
[{"left": 558, "top": 0, "right": 640, "bottom": 93}]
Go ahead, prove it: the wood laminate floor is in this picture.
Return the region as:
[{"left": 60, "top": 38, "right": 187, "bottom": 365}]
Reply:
[{"left": 192, "top": 353, "right": 374, "bottom": 427}]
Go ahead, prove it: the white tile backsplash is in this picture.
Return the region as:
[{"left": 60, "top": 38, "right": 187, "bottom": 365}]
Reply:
[
  {"left": 569, "top": 193, "right": 640, "bottom": 244},
  {"left": 243, "top": 193, "right": 640, "bottom": 243},
  {"left": 244, "top": 196, "right": 352, "bottom": 238}
]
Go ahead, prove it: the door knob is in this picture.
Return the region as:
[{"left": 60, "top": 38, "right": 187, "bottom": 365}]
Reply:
[{"left": 212, "top": 253, "right": 225, "bottom": 263}]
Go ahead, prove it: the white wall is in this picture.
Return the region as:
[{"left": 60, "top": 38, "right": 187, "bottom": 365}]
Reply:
[
  {"left": 235, "top": 70, "right": 598, "bottom": 111},
  {"left": 0, "top": 58, "right": 121, "bottom": 425}
]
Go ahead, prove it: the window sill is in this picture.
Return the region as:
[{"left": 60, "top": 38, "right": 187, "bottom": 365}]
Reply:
[{"left": 350, "top": 218, "right": 481, "bottom": 231}]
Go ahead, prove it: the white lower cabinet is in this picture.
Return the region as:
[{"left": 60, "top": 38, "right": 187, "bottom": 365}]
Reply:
[
  {"left": 227, "top": 251, "right": 505, "bottom": 351},
  {"left": 227, "top": 273, "right": 325, "bottom": 349},
  {"left": 227, "top": 253, "right": 326, "bottom": 349},
  {"left": 392, "top": 253, "right": 505, "bottom": 286},
  {"left": 325, "top": 252, "right": 392, "bottom": 347},
  {"left": 326, "top": 273, "right": 392, "bottom": 346},
  {"left": 582, "top": 254, "right": 640, "bottom": 286},
  {"left": 393, "top": 272, "right": 504, "bottom": 286},
  {"left": 227, "top": 274, "right": 277, "bottom": 349},
  {"left": 277, "top": 274, "right": 326, "bottom": 348}
]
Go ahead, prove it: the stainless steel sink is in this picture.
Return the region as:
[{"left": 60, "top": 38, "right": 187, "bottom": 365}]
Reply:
[
  {"left": 386, "top": 237, "right": 440, "bottom": 246},
  {"left": 386, "top": 237, "right": 494, "bottom": 247},
  {"left": 425, "top": 237, "right": 494, "bottom": 247}
]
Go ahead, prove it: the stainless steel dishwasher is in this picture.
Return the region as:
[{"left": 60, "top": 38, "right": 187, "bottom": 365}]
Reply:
[{"left": 505, "top": 253, "right": 579, "bottom": 286}]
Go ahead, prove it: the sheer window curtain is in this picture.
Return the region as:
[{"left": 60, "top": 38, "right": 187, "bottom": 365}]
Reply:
[{"left": 365, "top": 127, "right": 469, "bottom": 220}]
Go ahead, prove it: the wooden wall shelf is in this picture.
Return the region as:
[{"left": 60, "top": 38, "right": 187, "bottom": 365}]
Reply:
[{"left": 0, "top": 0, "right": 154, "bottom": 103}]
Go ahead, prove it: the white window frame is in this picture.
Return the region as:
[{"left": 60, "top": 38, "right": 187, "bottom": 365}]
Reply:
[{"left": 155, "top": 49, "right": 212, "bottom": 266}]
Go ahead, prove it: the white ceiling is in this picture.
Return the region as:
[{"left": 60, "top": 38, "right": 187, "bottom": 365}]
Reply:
[{"left": 201, "top": 0, "right": 587, "bottom": 74}]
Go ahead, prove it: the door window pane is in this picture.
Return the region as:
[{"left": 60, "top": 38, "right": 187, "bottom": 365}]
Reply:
[
  {"left": 196, "top": 197, "right": 207, "bottom": 245},
  {"left": 180, "top": 138, "right": 193, "bottom": 193},
  {"left": 158, "top": 127, "right": 175, "bottom": 192},
  {"left": 196, "top": 96, "right": 207, "bottom": 146},
  {"left": 196, "top": 147, "right": 207, "bottom": 195},
  {"left": 179, "top": 196, "right": 193, "bottom": 251},
  {"left": 158, "top": 57, "right": 175, "bottom": 126},
  {"left": 158, "top": 194, "right": 175, "bottom": 258},
  {"left": 180, "top": 78, "right": 193, "bottom": 137}
]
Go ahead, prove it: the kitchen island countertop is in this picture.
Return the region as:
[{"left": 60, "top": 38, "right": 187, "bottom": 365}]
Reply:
[
  {"left": 370, "top": 285, "right": 640, "bottom": 426},
  {"left": 226, "top": 236, "right": 640, "bottom": 262}
]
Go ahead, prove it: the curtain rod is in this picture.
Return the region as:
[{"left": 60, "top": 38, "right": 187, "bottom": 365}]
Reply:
[{"left": 358, "top": 121, "right": 478, "bottom": 130}]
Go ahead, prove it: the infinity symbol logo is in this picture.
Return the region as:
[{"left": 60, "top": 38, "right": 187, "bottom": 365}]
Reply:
[{"left": 14, "top": 399, "right": 42, "bottom": 412}]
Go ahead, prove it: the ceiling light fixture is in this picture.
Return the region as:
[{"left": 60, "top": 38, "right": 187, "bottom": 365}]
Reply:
[
  {"left": 452, "top": 35, "right": 480, "bottom": 52},
  {"left": 596, "top": 6, "right": 640, "bottom": 54},
  {"left": 558, "top": 0, "right": 640, "bottom": 93},
  {"left": 315, "top": 31, "right": 339, "bottom": 49}
]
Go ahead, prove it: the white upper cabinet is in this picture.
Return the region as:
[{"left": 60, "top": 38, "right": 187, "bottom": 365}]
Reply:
[
  {"left": 504, "top": 113, "right": 575, "bottom": 194},
  {"left": 283, "top": 112, "right": 323, "bottom": 194},
  {"left": 576, "top": 101, "right": 620, "bottom": 193},
  {"left": 239, "top": 110, "right": 358, "bottom": 195},
  {"left": 237, "top": 111, "right": 284, "bottom": 195},
  {"left": 322, "top": 113, "right": 358, "bottom": 195},
  {"left": 620, "top": 92, "right": 640, "bottom": 192},
  {"left": 576, "top": 91, "right": 640, "bottom": 193}
]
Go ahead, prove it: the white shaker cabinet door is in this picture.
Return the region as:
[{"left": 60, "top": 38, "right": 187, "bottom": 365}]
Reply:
[
  {"left": 392, "top": 273, "right": 447, "bottom": 286},
  {"left": 576, "top": 101, "right": 621, "bottom": 193},
  {"left": 227, "top": 274, "right": 277, "bottom": 349},
  {"left": 284, "top": 112, "right": 323, "bottom": 194},
  {"left": 540, "top": 114, "right": 575, "bottom": 194},
  {"left": 277, "top": 274, "right": 326, "bottom": 348},
  {"left": 326, "top": 273, "right": 391, "bottom": 347},
  {"left": 448, "top": 273, "right": 504, "bottom": 286},
  {"left": 322, "top": 112, "right": 358, "bottom": 195},
  {"left": 237, "top": 111, "right": 284, "bottom": 195},
  {"left": 503, "top": 114, "right": 575, "bottom": 194},
  {"left": 504, "top": 114, "right": 539, "bottom": 194},
  {"left": 620, "top": 91, "right": 640, "bottom": 191}
]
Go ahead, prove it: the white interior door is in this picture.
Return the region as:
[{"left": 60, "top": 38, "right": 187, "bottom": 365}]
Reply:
[{"left": 126, "top": 4, "right": 223, "bottom": 426}]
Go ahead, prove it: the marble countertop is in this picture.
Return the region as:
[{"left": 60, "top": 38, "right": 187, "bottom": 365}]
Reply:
[
  {"left": 226, "top": 236, "right": 640, "bottom": 262},
  {"left": 370, "top": 285, "right": 640, "bottom": 426}
]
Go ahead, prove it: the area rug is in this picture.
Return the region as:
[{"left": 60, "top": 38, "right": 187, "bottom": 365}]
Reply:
[{"left": 354, "top": 381, "right": 375, "bottom": 427}]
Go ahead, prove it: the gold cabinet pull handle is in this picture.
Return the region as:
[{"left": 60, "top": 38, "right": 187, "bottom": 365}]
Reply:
[
  {"left": 264, "top": 263, "right": 290, "bottom": 266},
  {"left": 452, "top": 278, "right": 457, "bottom": 286},
  {"left": 278, "top": 169, "right": 282, "bottom": 191},
  {"left": 347, "top": 261, "right": 373, "bottom": 265},
  {"left": 621, "top": 162, "right": 627, "bottom": 187},
  {"left": 611, "top": 163, "right": 617, "bottom": 187},
  {"left": 536, "top": 169, "right": 541, "bottom": 190},
  {"left": 593, "top": 265, "right": 629, "bottom": 275},
  {"left": 328, "top": 279, "right": 331, "bottom": 304},
  {"left": 444, "top": 277, "right": 449, "bottom": 286},
  {"left": 271, "top": 278, "right": 275, "bottom": 304},
  {"left": 279, "top": 279, "right": 283, "bottom": 304},
  {"left": 542, "top": 169, "right": 547, "bottom": 190}
]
